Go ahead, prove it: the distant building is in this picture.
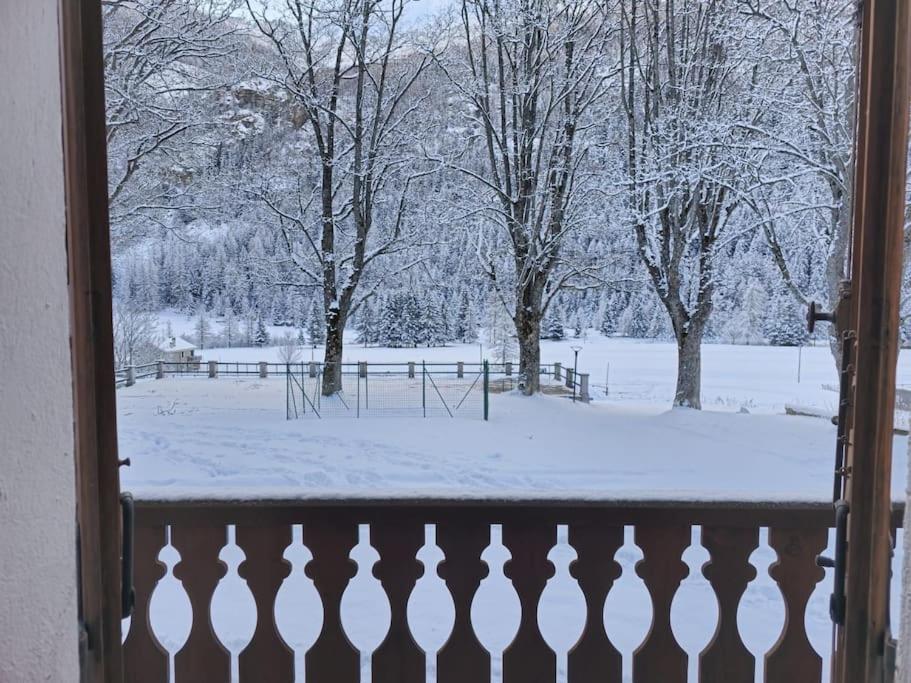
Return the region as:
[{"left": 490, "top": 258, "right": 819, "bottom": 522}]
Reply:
[{"left": 157, "top": 336, "right": 199, "bottom": 364}]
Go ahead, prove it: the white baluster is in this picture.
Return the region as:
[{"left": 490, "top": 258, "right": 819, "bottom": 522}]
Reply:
[
  {"left": 211, "top": 525, "right": 256, "bottom": 682},
  {"left": 737, "top": 527, "right": 783, "bottom": 683},
  {"left": 149, "top": 527, "right": 192, "bottom": 682},
  {"left": 409, "top": 525, "right": 455, "bottom": 683},
  {"left": 672, "top": 525, "right": 717, "bottom": 682},
  {"left": 341, "top": 523, "right": 391, "bottom": 680},
  {"left": 472, "top": 524, "right": 520, "bottom": 683},
  {"left": 275, "top": 524, "right": 323, "bottom": 682},
  {"left": 539, "top": 525, "right": 585, "bottom": 683},
  {"left": 604, "top": 526, "right": 650, "bottom": 683}
]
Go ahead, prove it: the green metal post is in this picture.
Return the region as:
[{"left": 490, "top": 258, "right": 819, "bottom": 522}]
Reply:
[
  {"left": 483, "top": 360, "right": 489, "bottom": 421},
  {"left": 422, "top": 361, "right": 426, "bottom": 417}
]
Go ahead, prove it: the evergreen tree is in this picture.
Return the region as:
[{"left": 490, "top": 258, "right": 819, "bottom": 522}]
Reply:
[
  {"left": 740, "top": 279, "right": 769, "bottom": 345},
  {"left": 272, "top": 288, "right": 291, "bottom": 325},
  {"left": 223, "top": 311, "right": 238, "bottom": 348},
  {"left": 194, "top": 306, "right": 211, "bottom": 349},
  {"left": 254, "top": 316, "right": 270, "bottom": 347},
  {"left": 436, "top": 295, "right": 453, "bottom": 345},
  {"left": 242, "top": 305, "right": 257, "bottom": 346},
  {"left": 764, "top": 291, "right": 809, "bottom": 346},
  {"left": 543, "top": 311, "right": 565, "bottom": 341},
  {"left": 454, "top": 291, "right": 477, "bottom": 343},
  {"left": 599, "top": 304, "right": 616, "bottom": 337},
  {"left": 402, "top": 293, "right": 423, "bottom": 346},
  {"left": 358, "top": 301, "right": 376, "bottom": 347},
  {"left": 484, "top": 298, "right": 518, "bottom": 364},
  {"left": 307, "top": 302, "right": 325, "bottom": 347},
  {"left": 378, "top": 294, "right": 401, "bottom": 347},
  {"left": 422, "top": 292, "right": 449, "bottom": 346}
]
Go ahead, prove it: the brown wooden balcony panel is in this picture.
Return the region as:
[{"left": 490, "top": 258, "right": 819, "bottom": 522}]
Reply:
[{"left": 124, "top": 498, "right": 905, "bottom": 683}]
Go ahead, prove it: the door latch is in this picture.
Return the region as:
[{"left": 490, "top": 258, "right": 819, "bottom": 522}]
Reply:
[
  {"left": 120, "top": 492, "right": 135, "bottom": 619},
  {"left": 832, "top": 331, "right": 856, "bottom": 501},
  {"left": 807, "top": 300, "right": 837, "bottom": 334},
  {"left": 816, "top": 499, "right": 849, "bottom": 625}
]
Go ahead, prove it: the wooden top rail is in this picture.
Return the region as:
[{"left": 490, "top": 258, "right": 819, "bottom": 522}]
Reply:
[{"left": 133, "top": 497, "right": 905, "bottom": 528}]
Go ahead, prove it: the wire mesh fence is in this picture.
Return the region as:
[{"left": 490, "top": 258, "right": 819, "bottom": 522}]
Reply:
[
  {"left": 285, "top": 362, "right": 491, "bottom": 420},
  {"left": 114, "top": 358, "right": 582, "bottom": 416}
]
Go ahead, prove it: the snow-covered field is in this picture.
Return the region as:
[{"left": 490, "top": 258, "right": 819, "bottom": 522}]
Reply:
[
  {"left": 119, "top": 376, "right": 908, "bottom": 502},
  {"left": 123, "top": 322, "right": 911, "bottom": 501},
  {"left": 119, "top": 327, "right": 911, "bottom": 682},
  {"left": 155, "top": 310, "right": 911, "bottom": 415}
]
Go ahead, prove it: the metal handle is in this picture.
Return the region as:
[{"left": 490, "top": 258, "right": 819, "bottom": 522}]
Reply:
[
  {"left": 120, "top": 492, "right": 135, "bottom": 619},
  {"left": 806, "top": 300, "right": 837, "bottom": 334},
  {"left": 816, "top": 499, "right": 849, "bottom": 625}
]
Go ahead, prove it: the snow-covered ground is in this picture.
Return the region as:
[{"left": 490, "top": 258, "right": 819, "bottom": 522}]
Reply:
[
  {"left": 120, "top": 326, "right": 911, "bottom": 682},
  {"left": 119, "top": 376, "right": 908, "bottom": 502}
]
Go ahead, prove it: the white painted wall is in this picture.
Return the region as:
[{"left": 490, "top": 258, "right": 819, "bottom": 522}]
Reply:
[{"left": 0, "top": 1, "right": 79, "bottom": 680}]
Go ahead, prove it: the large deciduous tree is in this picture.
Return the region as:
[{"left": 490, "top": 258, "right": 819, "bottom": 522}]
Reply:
[
  {"left": 439, "top": 0, "right": 612, "bottom": 394},
  {"left": 740, "top": 0, "right": 857, "bottom": 365},
  {"left": 245, "top": 0, "right": 439, "bottom": 395},
  {"left": 619, "top": 0, "right": 755, "bottom": 408}
]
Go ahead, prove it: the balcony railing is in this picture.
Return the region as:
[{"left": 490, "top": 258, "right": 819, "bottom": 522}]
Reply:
[{"left": 123, "top": 498, "right": 904, "bottom": 682}]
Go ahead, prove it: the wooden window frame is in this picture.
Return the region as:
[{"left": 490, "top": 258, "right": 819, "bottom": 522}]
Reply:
[
  {"left": 54, "top": 0, "right": 911, "bottom": 680},
  {"left": 59, "top": 0, "right": 124, "bottom": 681}
]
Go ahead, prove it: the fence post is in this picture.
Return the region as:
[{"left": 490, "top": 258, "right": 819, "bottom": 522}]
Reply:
[
  {"left": 457, "top": 361, "right": 464, "bottom": 379},
  {"left": 422, "top": 361, "right": 426, "bottom": 418},
  {"left": 580, "top": 373, "right": 591, "bottom": 403},
  {"left": 505, "top": 362, "right": 513, "bottom": 376},
  {"left": 565, "top": 367, "right": 574, "bottom": 389},
  {"left": 483, "top": 360, "right": 489, "bottom": 421},
  {"left": 156, "top": 360, "right": 164, "bottom": 379},
  {"left": 554, "top": 362, "right": 561, "bottom": 381},
  {"left": 126, "top": 366, "right": 135, "bottom": 387},
  {"left": 309, "top": 362, "right": 317, "bottom": 378},
  {"left": 408, "top": 361, "right": 416, "bottom": 379},
  {"left": 300, "top": 363, "right": 306, "bottom": 415},
  {"left": 359, "top": 361, "right": 367, "bottom": 378},
  {"left": 208, "top": 361, "right": 218, "bottom": 379},
  {"left": 259, "top": 361, "right": 268, "bottom": 379}
]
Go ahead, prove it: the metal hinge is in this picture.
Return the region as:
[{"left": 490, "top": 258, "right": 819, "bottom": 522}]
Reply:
[
  {"left": 883, "top": 632, "right": 897, "bottom": 683},
  {"left": 78, "top": 619, "right": 92, "bottom": 682}
]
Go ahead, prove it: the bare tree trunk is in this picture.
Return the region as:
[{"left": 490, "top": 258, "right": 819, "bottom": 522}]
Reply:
[
  {"left": 516, "top": 309, "right": 542, "bottom": 395},
  {"left": 675, "top": 325, "right": 704, "bottom": 409},
  {"left": 321, "top": 310, "right": 345, "bottom": 396}
]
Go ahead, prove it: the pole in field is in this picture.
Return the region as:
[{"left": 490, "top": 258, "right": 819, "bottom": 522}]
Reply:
[
  {"left": 483, "top": 360, "right": 489, "bottom": 421},
  {"left": 571, "top": 345, "right": 582, "bottom": 403}
]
